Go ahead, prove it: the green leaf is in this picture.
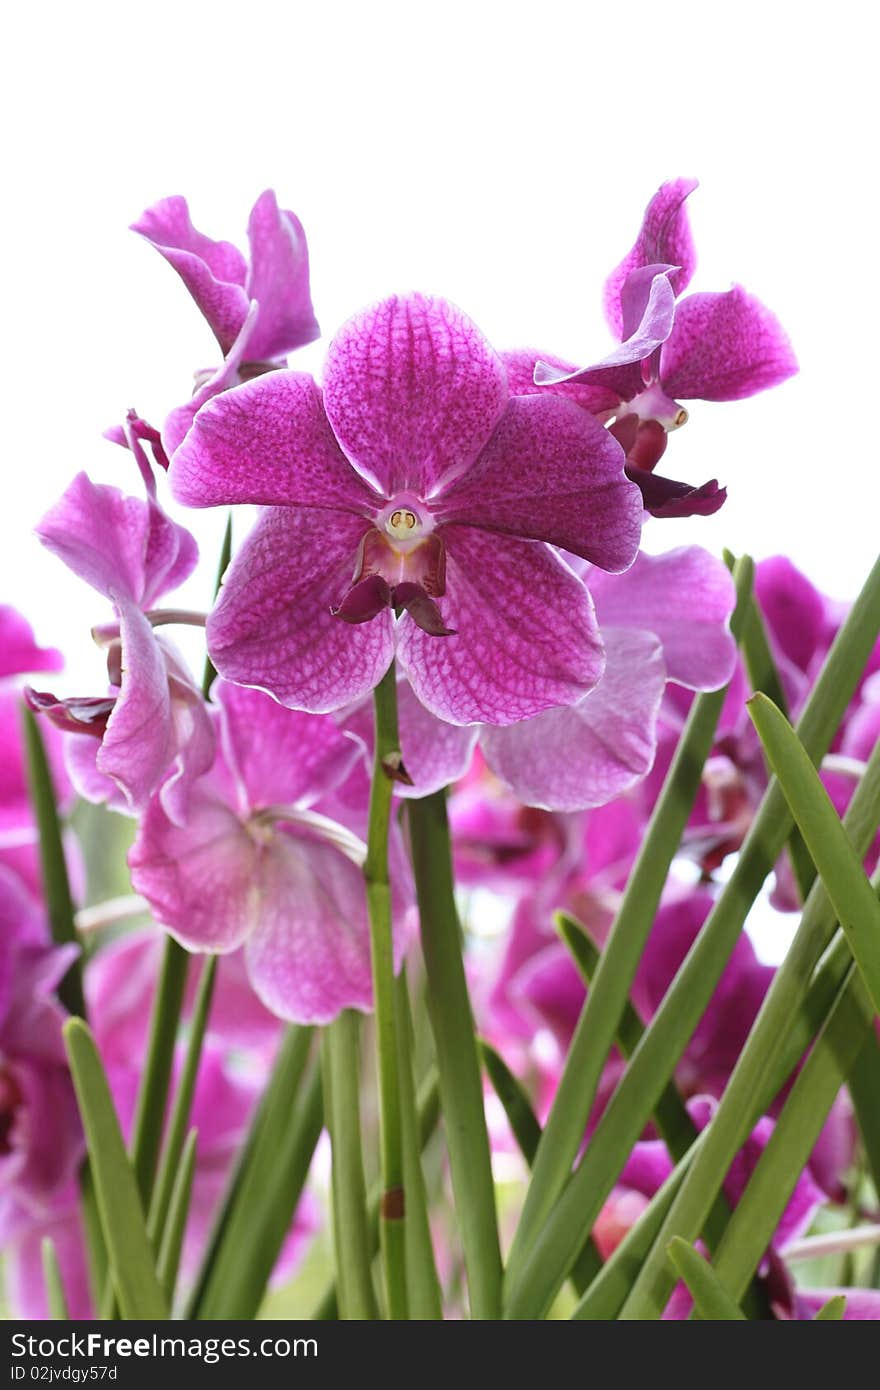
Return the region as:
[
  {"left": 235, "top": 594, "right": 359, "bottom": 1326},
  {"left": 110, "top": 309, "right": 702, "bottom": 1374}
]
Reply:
[
  {"left": 747, "top": 692, "right": 880, "bottom": 1014},
  {"left": 571, "top": 1153, "right": 695, "bottom": 1320},
  {"left": 814, "top": 1295, "right": 847, "bottom": 1320},
  {"left": 847, "top": 1029, "right": 880, "bottom": 1201},
  {"left": 149, "top": 955, "right": 217, "bottom": 1249},
  {"left": 157, "top": 1129, "right": 197, "bottom": 1303},
  {"left": 395, "top": 970, "right": 443, "bottom": 1319},
  {"left": 503, "top": 557, "right": 755, "bottom": 1298},
  {"left": 617, "top": 734, "right": 880, "bottom": 1320},
  {"left": 322, "top": 1013, "right": 380, "bottom": 1320},
  {"left": 21, "top": 705, "right": 85, "bottom": 1018},
  {"left": 129, "top": 938, "right": 190, "bottom": 1201},
  {"left": 365, "top": 663, "right": 408, "bottom": 1318},
  {"left": 191, "top": 1026, "right": 322, "bottom": 1320},
  {"left": 409, "top": 788, "right": 503, "bottom": 1319},
  {"left": 63, "top": 1019, "right": 167, "bottom": 1319},
  {"left": 666, "top": 1238, "right": 746, "bottom": 1319},
  {"left": 479, "top": 1039, "right": 601, "bottom": 1293},
  {"left": 711, "top": 964, "right": 875, "bottom": 1304},
  {"left": 41, "top": 1238, "right": 70, "bottom": 1319},
  {"left": 505, "top": 549, "right": 880, "bottom": 1320},
  {"left": 201, "top": 512, "right": 233, "bottom": 698}
]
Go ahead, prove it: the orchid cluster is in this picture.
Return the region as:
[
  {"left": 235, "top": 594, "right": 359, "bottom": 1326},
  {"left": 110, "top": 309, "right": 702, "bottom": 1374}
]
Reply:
[{"left": 3, "top": 180, "right": 880, "bottom": 1325}]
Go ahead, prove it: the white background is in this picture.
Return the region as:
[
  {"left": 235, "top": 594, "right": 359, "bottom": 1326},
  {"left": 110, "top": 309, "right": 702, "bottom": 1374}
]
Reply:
[{"left": 2, "top": 0, "right": 876, "bottom": 692}]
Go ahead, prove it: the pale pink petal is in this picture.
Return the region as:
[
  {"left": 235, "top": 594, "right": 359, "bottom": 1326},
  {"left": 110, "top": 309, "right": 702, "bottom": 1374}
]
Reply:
[
  {"left": 586, "top": 548, "right": 737, "bottom": 690},
  {"left": 397, "top": 527, "right": 604, "bottom": 726},
  {"left": 0, "top": 608, "right": 63, "bottom": 679},
  {"left": 215, "top": 680, "right": 362, "bottom": 810},
  {"left": 96, "top": 604, "right": 175, "bottom": 812},
  {"left": 322, "top": 294, "right": 508, "bottom": 496},
  {"left": 480, "top": 628, "right": 665, "bottom": 810},
  {"left": 244, "top": 830, "right": 374, "bottom": 1023}
]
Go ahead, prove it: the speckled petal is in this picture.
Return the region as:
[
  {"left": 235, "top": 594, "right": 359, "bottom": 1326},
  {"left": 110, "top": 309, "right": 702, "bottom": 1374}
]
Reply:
[
  {"left": 322, "top": 294, "right": 508, "bottom": 496},
  {"left": 131, "top": 195, "right": 249, "bottom": 354},
  {"left": 604, "top": 179, "right": 698, "bottom": 337},
  {"left": 207, "top": 507, "right": 394, "bottom": 714},
  {"left": 169, "top": 371, "right": 380, "bottom": 513},
  {"left": 437, "top": 394, "right": 642, "bottom": 571},
  {"left": 244, "top": 191, "right": 320, "bottom": 360},
  {"left": 397, "top": 527, "right": 604, "bottom": 726},
  {"left": 660, "top": 287, "right": 798, "bottom": 401}
]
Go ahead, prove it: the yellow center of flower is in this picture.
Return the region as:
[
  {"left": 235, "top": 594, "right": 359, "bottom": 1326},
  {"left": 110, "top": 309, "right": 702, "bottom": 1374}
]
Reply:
[
  {"left": 386, "top": 508, "right": 420, "bottom": 539},
  {"left": 672, "top": 407, "right": 689, "bottom": 430}
]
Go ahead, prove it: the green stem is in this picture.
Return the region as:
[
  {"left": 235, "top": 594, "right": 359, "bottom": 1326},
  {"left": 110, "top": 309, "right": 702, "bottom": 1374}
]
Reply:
[
  {"left": 148, "top": 955, "right": 217, "bottom": 1248},
  {"left": 42, "top": 1239, "right": 70, "bottom": 1319},
  {"left": 395, "top": 970, "right": 443, "bottom": 1318},
  {"left": 712, "top": 963, "right": 875, "bottom": 1303},
  {"left": 322, "top": 1013, "right": 380, "bottom": 1320},
  {"left": 617, "top": 706, "right": 880, "bottom": 1323},
  {"left": 615, "top": 708, "right": 880, "bottom": 1318},
  {"left": 311, "top": 1068, "right": 441, "bottom": 1321},
  {"left": 189, "top": 1027, "right": 320, "bottom": 1320},
  {"left": 504, "top": 556, "right": 755, "bottom": 1292},
  {"left": 504, "top": 549, "right": 880, "bottom": 1319},
  {"left": 201, "top": 513, "right": 232, "bottom": 699},
  {"left": 157, "top": 1129, "right": 198, "bottom": 1304},
  {"left": 364, "top": 661, "right": 407, "bottom": 1318},
  {"left": 21, "top": 705, "right": 85, "bottom": 1017},
  {"left": 408, "top": 789, "right": 503, "bottom": 1320},
  {"left": 130, "top": 938, "right": 190, "bottom": 1200}
]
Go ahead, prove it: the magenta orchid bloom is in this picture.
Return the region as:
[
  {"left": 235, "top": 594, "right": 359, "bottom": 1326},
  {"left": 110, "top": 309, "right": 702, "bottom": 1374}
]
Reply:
[
  {"left": 534, "top": 179, "right": 798, "bottom": 517},
  {"left": 132, "top": 192, "right": 319, "bottom": 453},
  {"left": 0, "top": 608, "right": 62, "bottom": 681},
  {"left": 31, "top": 473, "right": 214, "bottom": 823},
  {"left": 0, "top": 920, "right": 83, "bottom": 1245},
  {"left": 359, "top": 546, "right": 736, "bottom": 811},
  {"left": 170, "top": 294, "right": 643, "bottom": 725},
  {"left": 129, "top": 681, "right": 408, "bottom": 1023}
]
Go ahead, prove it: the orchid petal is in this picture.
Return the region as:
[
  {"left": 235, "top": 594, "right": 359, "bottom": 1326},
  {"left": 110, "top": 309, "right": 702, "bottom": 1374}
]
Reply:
[
  {"left": 244, "top": 191, "right": 319, "bottom": 361},
  {"left": 207, "top": 507, "right": 394, "bottom": 714},
  {"left": 604, "top": 179, "right": 698, "bottom": 337},
  {"left": 397, "top": 527, "right": 604, "bottom": 726},
  {"left": 322, "top": 294, "right": 508, "bottom": 497},
  {"left": 660, "top": 287, "right": 798, "bottom": 401}
]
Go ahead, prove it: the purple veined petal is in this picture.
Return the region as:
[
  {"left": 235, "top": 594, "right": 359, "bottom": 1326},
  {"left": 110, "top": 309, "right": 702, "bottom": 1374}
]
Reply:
[
  {"left": 214, "top": 679, "right": 362, "bottom": 812},
  {"left": 131, "top": 195, "right": 249, "bottom": 355},
  {"left": 586, "top": 548, "right": 738, "bottom": 691},
  {"left": 627, "top": 467, "right": 727, "bottom": 518},
  {"left": 0, "top": 608, "right": 63, "bottom": 679},
  {"left": 244, "top": 191, "right": 320, "bottom": 361},
  {"left": 128, "top": 786, "right": 258, "bottom": 954},
  {"left": 436, "top": 394, "right": 642, "bottom": 571},
  {"left": 604, "top": 178, "right": 699, "bottom": 337},
  {"left": 36, "top": 473, "right": 197, "bottom": 608},
  {"left": 397, "top": 527, "right": 605, "bottom": 726},
  {"left": 95, "top": 604, "right": 175, "bottom": 812},
  {"left": 660, "top": 286, "right": 798, "bottom": 401},
  {"left": 480, "top": 628, "right": 665, "bottom": 811},
  {"left": 755, "top": 556, "right": 826, "bottom": 675},
  {"left": 540, "top": 269, "right": 677, "bottom": 402},
  {"left": 243, "top": 830, "right": 376, "bottom": 1024},
  {"left": 207, "top": 507, "right": 395, "bottom": 714},
  {"left": 503, "top": 350, "right": 620, "bottom": 416},
  {"left": 169, "top": 371, "right": 382, "bottom": 514},
  {"left": 322, "top": 293, "right": 509, "bottom": 497},
  {"left": 162, "top": 300, "right": 260, "bottom": 457}
]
